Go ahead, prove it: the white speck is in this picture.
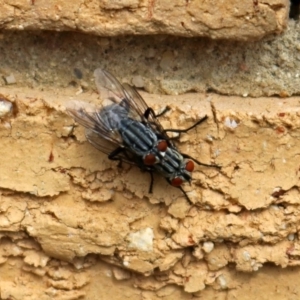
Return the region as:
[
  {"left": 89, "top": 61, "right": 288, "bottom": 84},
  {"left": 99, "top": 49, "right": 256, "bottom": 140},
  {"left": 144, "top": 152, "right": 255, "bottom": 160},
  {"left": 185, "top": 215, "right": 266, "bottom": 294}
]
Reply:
[
  {"left": 179, "top": 114, "right": 185, "bottom": 121},
  {"left": 123, "top": 260, "right": 129, "bottom": 267},
  {"left": 224, "top": 117, "right": 238, "bottom": 129},
  {"left": 282, "top": 158, "right": 286, "bottom": 163},
  {"left": 242, "top": 93, "right": 248, "bottom": 97},
  {"left": 171, "top": 132, "right": 180, "bottom": 139},
  {"left": 75, "top": 87, "right": 83, "bottom": 95},
  {"left": 3, "top": 122, "right": 11, "bottom": 129},
  {"left": 62, "top": 126, "right": 73, "bottom": 136},
  {"left": 26, "top": 226, "right": 36, "bottom": 235},
  {"left": 73, "top": 258, "right": 84, "bottom": 269},
  {"left": 243, "top": 251, "right": 251, "bottom": 261},
  {"left": 214, "top": 149, "right": 220, "bottom": 157},
  {"left": 288, "top": 233, "right": 295, "bottom": 241},
  {"left": 0, "top": 99, "right": 12, "bottom": 118},
  {"left": 206, "top": 135, "right": 213, "bottom": 142},
  {"left": 262, "top": 141, "right": 267, "bottom": 149},
  {"left": 272, "top": 187, "right": 282, "bottom": 193},
  {"left": 128, "top": 227, "right": 153, "bottom": 252},
  {"left": 217, "top": 275, "right": 227, "bottom": 289},
  {"left": 280, "top": 223, "right": 287, "bottom": 230},
  {"left": 191, "top": 17, "right": 195, "bottom": 22},
  {"left": 270, "top": 205, "right": 280, "bottom": 210},
  {"left": 105, "top": 269, "right": 112, "bottom": 277},
  {"left": 253, "top": 262, "right": 262, "bottom": 271},
  {"left": 202, "top": 241, "right": 214, "bottom": 253}
]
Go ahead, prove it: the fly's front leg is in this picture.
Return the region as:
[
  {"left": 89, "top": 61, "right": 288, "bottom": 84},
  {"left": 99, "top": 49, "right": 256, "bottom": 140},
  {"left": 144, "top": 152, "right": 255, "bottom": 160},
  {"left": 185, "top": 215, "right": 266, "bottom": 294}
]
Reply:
[
  {"left": 181, "top": 153, "right": 221, "bottom": 169},
  {"left": 108, "top": 146, "right": 125, "bottom": 167},
  {"left": 144, "top": 106, "right": 171, "bottom": 119},
  {"left": 163, "top": 115, "right": 208, "bottom": 138}
]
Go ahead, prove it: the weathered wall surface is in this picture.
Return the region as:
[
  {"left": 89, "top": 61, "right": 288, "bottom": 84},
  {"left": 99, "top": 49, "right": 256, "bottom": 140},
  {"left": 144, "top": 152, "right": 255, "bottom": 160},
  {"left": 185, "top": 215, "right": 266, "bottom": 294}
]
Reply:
[
  {"left": 1, "top": 21, "right": 300, "bottom": 98},
  {"left": 0, "top": 0, "right": 300, "bottom": 299},
  {"left": 1, "top": 86, "right": 300, "bottom": 298},
  {"left": 0, "top": 0, "right": 289, "bottom": 40}
]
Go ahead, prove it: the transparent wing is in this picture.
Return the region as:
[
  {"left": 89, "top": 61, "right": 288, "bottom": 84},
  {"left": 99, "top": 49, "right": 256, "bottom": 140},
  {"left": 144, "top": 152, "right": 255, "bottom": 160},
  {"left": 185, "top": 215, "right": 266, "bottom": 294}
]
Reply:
[
  {"left": 122, "top": 83, "right": 167, "bottom": 136},
  {"left": 94, "top": 69, "right": 168, "bottom": 137},
  {"left": 94, "top": 68, "right": 128, "bottom": 104},
  {"left": 85, "top": 129, "right": 144, "bottom": 166},
  {"left": 66, "top": 100, "right": 124, "bottom": 147},
  {"left": 66, "top": 101, "right": 145, "bottom": 166}
]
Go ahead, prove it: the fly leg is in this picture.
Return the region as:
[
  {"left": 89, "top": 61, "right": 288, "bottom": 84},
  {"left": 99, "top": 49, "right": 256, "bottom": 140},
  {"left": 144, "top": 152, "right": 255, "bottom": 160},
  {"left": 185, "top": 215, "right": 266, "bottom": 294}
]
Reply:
[
  {"left": 108, "top": 147, "right": 125, "bottom": 167},
  {"left": 178, "top": 186, "right": 193, "bottom": 205},
  {"left": 163, "top": 115, "right": 208, "bottom": 138},
  {"left": 144, "top": 106, "right": 171, "bottom": 119},
  {"left": 148, "top": 171, "right": 154, "bottom": 194},
  {"left": 181, "top": 152, "right": 221, "bottom": 169},
  {"left": 165, "top": 178, "right": 193, "bottom": 205}
]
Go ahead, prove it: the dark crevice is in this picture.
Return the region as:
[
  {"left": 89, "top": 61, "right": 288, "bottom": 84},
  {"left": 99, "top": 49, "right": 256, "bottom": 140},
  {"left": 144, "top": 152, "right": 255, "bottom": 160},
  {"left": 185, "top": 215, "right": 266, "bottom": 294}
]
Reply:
[{"left": 290, "top": 0, "right": 300, "bottom": 19}]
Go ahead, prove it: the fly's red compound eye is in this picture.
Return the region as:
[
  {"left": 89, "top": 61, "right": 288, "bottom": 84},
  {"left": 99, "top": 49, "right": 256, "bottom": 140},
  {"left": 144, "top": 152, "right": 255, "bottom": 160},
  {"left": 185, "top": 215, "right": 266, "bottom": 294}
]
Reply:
[
  {"left": 143, "top": 153, "right": 156, "bottom": 165},
  {"left": 185, "top": 160, "right": 194, "bottom": 172},
  {"left": 171, "top": 177, "right": 183, "bottom": 187},
  {"left": 157, "top": 140, "right": 168, "bottom": 152}
]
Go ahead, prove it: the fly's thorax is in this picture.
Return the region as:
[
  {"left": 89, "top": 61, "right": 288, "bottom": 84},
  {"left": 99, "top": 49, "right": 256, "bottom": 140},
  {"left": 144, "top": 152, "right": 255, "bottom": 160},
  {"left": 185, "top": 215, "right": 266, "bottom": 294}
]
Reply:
[
  {"left": 143, "top": 140, "right": 168, "bottom": 165},
  {"left": 154, "top": 147, "right": 195, "bottom": 186},
  {"left": 119, "top": 119, "right": 158, "bottom": 156}
]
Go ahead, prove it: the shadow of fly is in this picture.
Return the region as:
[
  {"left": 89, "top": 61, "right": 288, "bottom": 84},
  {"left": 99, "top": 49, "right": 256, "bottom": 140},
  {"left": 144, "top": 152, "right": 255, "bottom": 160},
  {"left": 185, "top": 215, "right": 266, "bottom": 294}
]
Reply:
[{"left": 66, "top": 69, "right": 220, "bottom": 203}]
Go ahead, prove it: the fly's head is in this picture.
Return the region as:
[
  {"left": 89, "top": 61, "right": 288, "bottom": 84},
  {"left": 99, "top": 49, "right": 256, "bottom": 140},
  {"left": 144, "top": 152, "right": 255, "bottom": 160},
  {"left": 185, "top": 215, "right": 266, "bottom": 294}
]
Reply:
[
  {"left": 169, "top": 158, "right": 195, "bottom": 187},
  {"left": 154, "top": 148, "right": 195, "bottom": 187}
]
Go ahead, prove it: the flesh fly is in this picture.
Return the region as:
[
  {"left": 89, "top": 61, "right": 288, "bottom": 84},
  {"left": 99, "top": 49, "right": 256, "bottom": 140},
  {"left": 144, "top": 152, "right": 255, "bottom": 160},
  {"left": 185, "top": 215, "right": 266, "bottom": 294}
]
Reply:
[{"left": 67, "top": 69, "right": 219, "bottom": 203}]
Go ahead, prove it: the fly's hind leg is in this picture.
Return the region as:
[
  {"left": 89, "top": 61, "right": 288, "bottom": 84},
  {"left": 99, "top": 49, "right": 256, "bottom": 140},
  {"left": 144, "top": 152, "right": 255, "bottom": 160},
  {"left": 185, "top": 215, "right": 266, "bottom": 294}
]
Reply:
[{"left": 108, "top": 147, "right": 125, "bottom": 167}]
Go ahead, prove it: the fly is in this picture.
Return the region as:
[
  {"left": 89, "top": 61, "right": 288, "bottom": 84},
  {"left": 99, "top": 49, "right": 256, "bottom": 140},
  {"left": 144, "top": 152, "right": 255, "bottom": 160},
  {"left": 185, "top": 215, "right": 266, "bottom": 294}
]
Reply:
[{"left": 66, "top": 69, "right": 220, "bottom": 203}]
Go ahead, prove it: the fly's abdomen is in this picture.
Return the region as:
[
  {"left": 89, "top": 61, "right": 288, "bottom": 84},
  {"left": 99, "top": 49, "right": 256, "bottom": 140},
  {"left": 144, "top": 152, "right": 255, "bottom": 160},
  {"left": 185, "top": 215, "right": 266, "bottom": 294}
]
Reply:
[{"left": 99, "top": 103, "right": 129, "bottom": 130}]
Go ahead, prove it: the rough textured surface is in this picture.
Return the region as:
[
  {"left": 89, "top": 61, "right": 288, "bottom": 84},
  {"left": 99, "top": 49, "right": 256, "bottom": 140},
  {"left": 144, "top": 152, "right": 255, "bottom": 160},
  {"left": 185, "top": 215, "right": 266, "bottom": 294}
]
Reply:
[
  {"left": 0, "top": 3, "right": 299, "bottom": 299},
  {"left": 0, "top": 20, "right": 300, "bottom": 98},
  {"left": 0, "top": 0, "right": 289, "bottom": 40},
  {"left": 1, "top": 86, "right": 300, "bottom": 298}
]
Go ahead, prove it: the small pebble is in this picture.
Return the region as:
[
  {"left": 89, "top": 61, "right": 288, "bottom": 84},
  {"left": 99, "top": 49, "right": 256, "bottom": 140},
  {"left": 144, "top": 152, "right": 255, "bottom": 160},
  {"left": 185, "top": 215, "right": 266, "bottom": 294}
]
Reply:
[
  {"left": 202, "top": 241, "right": 214, "bottom": 253},
  {"left": 0, "top": 99, "right": 13, "bottom": 118},
  {"left": 217, "top": 275, "right": 227, "bottom": 289},
  {"left": 132, "top": 75, "right": 144, "bottom": 88},
  {"left": 4, "top": 74, "right": 16, "bottom": 85}
]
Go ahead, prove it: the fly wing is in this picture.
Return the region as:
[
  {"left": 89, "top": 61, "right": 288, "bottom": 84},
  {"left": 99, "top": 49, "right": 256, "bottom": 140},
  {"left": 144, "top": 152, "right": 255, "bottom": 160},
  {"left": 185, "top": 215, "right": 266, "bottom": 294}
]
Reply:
[
  {"left": 94, "top": 68, "right": 168, "bottom": 138},
  {"left": 66, "top": 100, "right": 124, "bottom": 147},
  {"left": 85, "top": 129, "right": 143, "bottom": 166},
  {"left": 122, "top": 83, "right": 167, "bottom": 136},
  {"left": 94, "top": 68, "right": 126, "bottom": 102},
  {"left": 93, "top": 68, "right": 141, "bottom": 120}
]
